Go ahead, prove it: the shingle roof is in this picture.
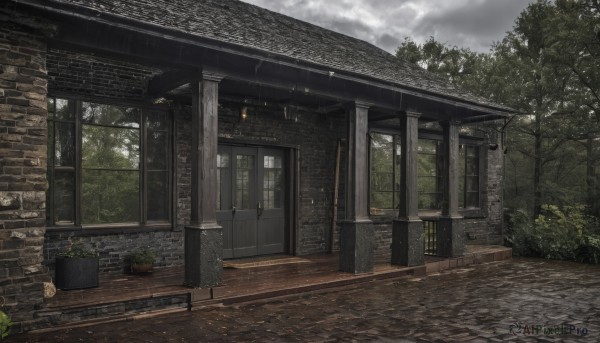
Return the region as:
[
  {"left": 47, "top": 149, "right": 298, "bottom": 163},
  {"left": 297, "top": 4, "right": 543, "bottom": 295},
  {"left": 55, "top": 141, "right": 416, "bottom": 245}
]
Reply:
[{"left": 45, "top": 0, "right": 511, "bottom": 112}]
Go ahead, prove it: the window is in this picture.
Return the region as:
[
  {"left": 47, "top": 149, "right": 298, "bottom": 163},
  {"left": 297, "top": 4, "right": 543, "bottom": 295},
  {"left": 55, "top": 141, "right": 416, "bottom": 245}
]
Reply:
[
  {"left": 459, "top": 144, "right": 480, "bottom": 208},
  {"left": 417, "top": 139, "right": 444, "bottom": 210},
  {"left": 369, "top": 131, "right": 482, "bottom": 214},
  {"left": 370, "top": 133, "right": 401, "bottom": 213},
  {"left": 46, "top": 98, "right": 171, "bottom": 227}
]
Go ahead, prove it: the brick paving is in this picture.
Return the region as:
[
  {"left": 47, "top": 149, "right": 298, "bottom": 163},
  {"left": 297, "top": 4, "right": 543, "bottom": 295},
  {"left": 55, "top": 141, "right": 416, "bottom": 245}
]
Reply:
[{"left": 12, "top": 257, "right": 600, "bottom": 342}]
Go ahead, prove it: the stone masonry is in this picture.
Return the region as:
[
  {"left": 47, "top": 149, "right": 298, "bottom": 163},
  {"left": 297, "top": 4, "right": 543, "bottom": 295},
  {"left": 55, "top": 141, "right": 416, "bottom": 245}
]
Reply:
[{"left": 0, "top": 20, "right": 51, "bottom": 332}]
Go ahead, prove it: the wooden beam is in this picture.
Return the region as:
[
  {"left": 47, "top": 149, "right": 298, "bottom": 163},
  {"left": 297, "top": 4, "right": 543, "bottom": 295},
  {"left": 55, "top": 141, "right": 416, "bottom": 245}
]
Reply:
[
  {"left": 441, "top": 121, "right": 461, "bottom": 217},
  {"left": 398, "top": 111, "right": 421, "bottom": 220},
  {"left": 148, "top": 70, "right": 200, "bottom": 97},
  {"left": 345, "top": 101, "right": 371, "bottom": 221},
  {"left": 190, "top": 70, "right": 225, "bottom": 226}
]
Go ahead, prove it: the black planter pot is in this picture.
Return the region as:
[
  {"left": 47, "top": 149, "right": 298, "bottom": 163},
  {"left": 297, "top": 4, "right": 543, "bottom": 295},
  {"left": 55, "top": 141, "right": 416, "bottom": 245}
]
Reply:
[{"left": 55, "top": 257, "right": 99, "bottom": 290}]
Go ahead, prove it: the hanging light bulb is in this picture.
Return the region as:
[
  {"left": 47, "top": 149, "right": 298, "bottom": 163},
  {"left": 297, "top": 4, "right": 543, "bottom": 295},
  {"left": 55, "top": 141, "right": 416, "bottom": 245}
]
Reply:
[{"left": 240, "top": 106, "right": 248, "bottom": 122}]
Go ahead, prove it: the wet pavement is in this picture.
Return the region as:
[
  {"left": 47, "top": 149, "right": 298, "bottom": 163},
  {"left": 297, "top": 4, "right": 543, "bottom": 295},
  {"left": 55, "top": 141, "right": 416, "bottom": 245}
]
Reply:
[{"left": 12, "top": 257, "right": 600, "bottom": 342}]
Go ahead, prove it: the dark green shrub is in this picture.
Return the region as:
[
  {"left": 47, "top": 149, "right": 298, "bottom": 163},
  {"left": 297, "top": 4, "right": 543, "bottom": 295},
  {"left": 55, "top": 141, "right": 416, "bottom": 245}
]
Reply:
[{"left": 505, "top": 204, "right": 600, "bottom": 264}]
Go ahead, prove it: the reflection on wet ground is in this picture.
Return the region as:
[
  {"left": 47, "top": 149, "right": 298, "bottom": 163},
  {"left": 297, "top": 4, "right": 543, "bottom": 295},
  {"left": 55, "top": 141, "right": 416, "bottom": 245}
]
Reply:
[{"left": 13, "top": 257, "right": 600, "bottom": 342}]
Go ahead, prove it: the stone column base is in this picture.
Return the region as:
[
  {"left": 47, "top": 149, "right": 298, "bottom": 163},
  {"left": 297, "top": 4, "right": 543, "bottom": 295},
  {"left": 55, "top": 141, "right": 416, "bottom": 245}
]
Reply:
[
  {"left": 437, "top": 217, "right": 464, "bottom": 258},
  {"left": 391, "top": 219, "right": 424, "bottom": 266},
  {"left": 184, "top": 224, "right": 223, "bottom": 288},
  {"left": 339, "top": 220, "right": 374, "bottom": 274}
]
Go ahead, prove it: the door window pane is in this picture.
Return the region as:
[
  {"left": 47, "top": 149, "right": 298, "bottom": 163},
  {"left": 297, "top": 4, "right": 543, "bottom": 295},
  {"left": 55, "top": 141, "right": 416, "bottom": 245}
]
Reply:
[
  {"left": 217, "top": 153, "right": 230, "bottom": 210},
  {"left": 235, "top": 155, "right": 254, "bottom": 209},
  {"left": 82, "top": 170, "right": 140, "bottom": 224},
  {"left": 263, "top": 156, "right": 283, "bottom": 209}
]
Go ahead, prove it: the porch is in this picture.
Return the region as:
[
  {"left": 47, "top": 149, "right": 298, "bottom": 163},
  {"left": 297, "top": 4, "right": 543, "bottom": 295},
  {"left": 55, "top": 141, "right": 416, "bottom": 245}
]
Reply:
[{"left": 30, "top": 245, "right": 512, "bottom": 332}]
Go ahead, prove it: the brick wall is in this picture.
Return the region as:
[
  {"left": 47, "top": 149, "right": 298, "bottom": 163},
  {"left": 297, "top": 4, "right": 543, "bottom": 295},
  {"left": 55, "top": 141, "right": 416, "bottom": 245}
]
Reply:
[
  {"left": 44, "top": 230, "right": 183, "bottom": 273},
  {"left": 47, "top": 49, "right": 160, "bottom": 101},
  {"left": 173, "top": 103, "right": 345, "bottom": 255},
  {"left": 42, "top": 50, "right": 184, "bottom": 272},
  {"left": 0, "top": 21, "right": 50, "bottom": 332},
  {"left": 43, "top": 47, "right": 504, "bottom": 267}
]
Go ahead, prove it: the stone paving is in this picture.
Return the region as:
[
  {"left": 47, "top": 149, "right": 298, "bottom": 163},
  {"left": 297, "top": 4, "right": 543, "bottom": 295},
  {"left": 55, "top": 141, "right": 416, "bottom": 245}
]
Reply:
[{"left": 12, "top": 257, "right": 600, "bottom": 342}]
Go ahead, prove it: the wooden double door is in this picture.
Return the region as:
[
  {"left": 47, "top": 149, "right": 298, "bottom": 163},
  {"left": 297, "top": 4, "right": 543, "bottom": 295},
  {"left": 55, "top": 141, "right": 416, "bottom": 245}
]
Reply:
[{"left": 217, "top": 145, "right": 287, "bottom": 259}]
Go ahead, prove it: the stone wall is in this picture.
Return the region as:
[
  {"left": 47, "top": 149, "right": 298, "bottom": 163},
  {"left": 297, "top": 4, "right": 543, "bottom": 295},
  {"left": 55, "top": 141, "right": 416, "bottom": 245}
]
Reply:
[{"left": 0, "top": 20, "right": 50, "bottom": 332}]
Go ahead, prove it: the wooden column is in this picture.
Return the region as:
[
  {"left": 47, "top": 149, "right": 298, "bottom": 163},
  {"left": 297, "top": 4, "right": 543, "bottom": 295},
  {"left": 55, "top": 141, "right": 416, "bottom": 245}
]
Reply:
[
  {"left": 392, "top": 111, "right": 424, "bottom": 266},
  {"left": 339, "top": 101, "right": 373, "bottom": 274},
  {"left": 438, "top": 121, "right": 464, "bottom": 257},
  {"left": 185, "top": 70, "right": 225, "bottom": 288}
]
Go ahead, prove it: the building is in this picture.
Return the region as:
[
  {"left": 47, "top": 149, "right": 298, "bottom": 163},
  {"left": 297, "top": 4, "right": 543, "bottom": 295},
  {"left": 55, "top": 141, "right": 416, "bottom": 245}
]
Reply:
[{"left": 0, "top": 0, "right": 511, "bottom": 332}]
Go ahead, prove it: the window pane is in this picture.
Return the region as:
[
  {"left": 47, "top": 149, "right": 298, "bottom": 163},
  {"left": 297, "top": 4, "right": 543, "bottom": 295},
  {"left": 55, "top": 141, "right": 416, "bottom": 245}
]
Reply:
[
  {"left": 147, "top": 171, "right": 169, "bottom": 221},
  {"left": 466, "top": 157, "right": 478, "bottom": 175},
  {"left": 466, "top": 192, "right": 479, "bottom": 208},
  {"left": 263, "top": 156, "right": 283, "bottom": 209},
  {"left": 371, "top": 192, "right": 393, "bottom": 209},
  {"left": 217, "top": 153, "right": 230, "bottom": 211},
  {"left": 466, "top": 176, "right": 479, "bottom": 192},
  {"left": 418, "top": 154, "right": 437, "bottom": 178},
  {"left": 54, "top": 170, "right": 75, "bottom": 225},
  {"left": 418, "top": 139, "right": 437, "bottom": 154},
  {"left": 55, "top": 99, "right": 75, "bottom": 121},
  {"left": 47, "top": 98, "right": 55, "bottom": 116},
  {"left": 82, "top": 170, "right": 140, "bottom": 224},
  {"left": 419, "top": 194, "right": 441, "bottom": 210},
  {"left": 82, "top": 102, "right": 140, "bottom": 128},
  {"left": 146, "top": 131, "right": 168, "bottom": 170},
  {"left": 146, "top": 111, "right": 168, "bottom": 131},
  {"left": 55, "top": 122, "right": 76, "bottom": 167},
  {"left": 371, "top": 133, "right": 394, "bottom": 209},
  {"left": 82, "top": 125, "right": 140, "bottom": 170},
  {"left": 47, "top": 120, "right": 54, "bottom": 167},
  {"left": 460, "top": 144, "right": 480, "bottom": 209},
  {"left": 235, "top": 155, "right": 254, "bottom": 209},
  {"left": 418, "top": 176, "right": 437, "bottom": 193}
]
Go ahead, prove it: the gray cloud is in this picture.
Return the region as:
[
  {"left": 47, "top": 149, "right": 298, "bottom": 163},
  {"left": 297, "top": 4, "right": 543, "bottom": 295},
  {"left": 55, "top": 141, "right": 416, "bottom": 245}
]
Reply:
[{"left": 241, "top": 0, "right": 532, "bottom": 53}]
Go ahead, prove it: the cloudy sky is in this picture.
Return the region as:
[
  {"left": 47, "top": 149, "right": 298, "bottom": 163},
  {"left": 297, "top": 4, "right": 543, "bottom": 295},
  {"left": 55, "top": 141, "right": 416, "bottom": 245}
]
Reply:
[{"left": 242, "top": 0, "right": 532, "bottom": 53}]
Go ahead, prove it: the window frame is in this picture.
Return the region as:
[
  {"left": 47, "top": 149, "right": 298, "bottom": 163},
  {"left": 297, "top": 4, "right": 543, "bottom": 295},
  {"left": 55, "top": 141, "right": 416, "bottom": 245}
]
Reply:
[
  {"left": 368, "top": 128, "right": 486, "bottom": 218},
  {"left": 46, "top": 96, "right": 174, "bottom": 230}
]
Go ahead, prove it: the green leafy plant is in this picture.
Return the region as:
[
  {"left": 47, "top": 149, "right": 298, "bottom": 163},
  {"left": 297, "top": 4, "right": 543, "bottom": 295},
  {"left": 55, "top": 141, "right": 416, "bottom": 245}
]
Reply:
[
  {"left": 57, "top": 241, "right": 98, "bottom": 258},
  {"left": 0, "top": 306, "right": 12, "bottom": 340},
  {"left": 126, "top": 248, "right": 155, "bottom": 265},
  {"left": 505, "top": 204, "right": 600, "bottom": 264}
]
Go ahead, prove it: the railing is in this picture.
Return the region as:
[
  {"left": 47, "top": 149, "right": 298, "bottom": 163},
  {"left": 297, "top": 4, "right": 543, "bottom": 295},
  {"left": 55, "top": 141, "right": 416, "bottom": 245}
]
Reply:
[{"left": 423, "top": 219, "right": 437, "bottom": 256}]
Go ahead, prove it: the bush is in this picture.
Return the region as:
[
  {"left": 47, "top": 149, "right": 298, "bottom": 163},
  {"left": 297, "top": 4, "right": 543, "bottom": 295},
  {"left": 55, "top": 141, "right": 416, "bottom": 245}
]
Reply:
[{"left": 505, "top": 204, "right": 600, "bottom": 264}]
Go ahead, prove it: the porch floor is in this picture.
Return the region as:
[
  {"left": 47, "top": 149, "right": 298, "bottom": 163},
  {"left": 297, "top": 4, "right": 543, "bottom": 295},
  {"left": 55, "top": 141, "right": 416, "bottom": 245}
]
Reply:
[{"left": 38, "top": 245, "right": 512, "bottom": 331}]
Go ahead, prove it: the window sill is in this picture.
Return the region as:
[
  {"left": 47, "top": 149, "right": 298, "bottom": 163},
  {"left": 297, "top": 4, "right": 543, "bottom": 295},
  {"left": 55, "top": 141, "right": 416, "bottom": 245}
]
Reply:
[
  {"left": 368, "top": 208, "right": 486, "bottom": 222},
  {"left": 45, "top": 223, "right": 175, "bottom": 237}
]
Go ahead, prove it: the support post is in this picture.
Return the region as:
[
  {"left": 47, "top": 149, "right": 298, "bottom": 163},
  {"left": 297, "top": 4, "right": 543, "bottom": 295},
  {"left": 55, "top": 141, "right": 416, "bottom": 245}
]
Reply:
[
  {"left": 339, "top": 101, "right": 373, "bottom": 274},
  {"left": 438, "top": 121, "right": 464, "bottom": 257},
  {"left": 392, "top": 111, "right": 424, "bottom": 266},
  {"left": 185, "top": 70, "right": 226, "bottom": 288}
]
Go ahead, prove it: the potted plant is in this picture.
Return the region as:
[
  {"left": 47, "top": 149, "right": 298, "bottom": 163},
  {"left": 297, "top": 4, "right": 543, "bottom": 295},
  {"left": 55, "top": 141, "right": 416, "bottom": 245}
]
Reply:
[
  {"left": 0, "top": 297, "right": 12, "bottom": 341},
  {"left": 126, "top": 248, "right": 155, "bottom": 274},
  {"left": 54, "top": 241, "right": 99, "bottom": 290}
]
